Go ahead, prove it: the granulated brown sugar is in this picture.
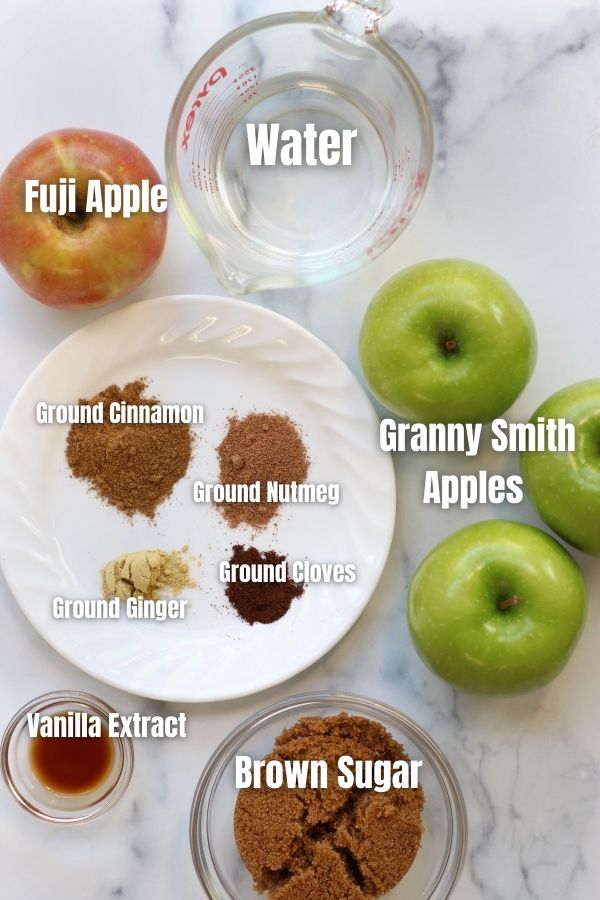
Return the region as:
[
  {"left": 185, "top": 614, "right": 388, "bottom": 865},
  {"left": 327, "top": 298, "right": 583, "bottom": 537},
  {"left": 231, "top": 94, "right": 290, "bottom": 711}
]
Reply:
[
  {"left": 65, "top": 379, "right": 193, "bottom": 518},
  {"left": 216, "top": 412, "right": 309, "bottom": 528},
  {"left": 234, "top": 713, "right": 424, "bottom": 899},
  {"left": 225, "top": 544, "right": 304, "bottom": 624}
]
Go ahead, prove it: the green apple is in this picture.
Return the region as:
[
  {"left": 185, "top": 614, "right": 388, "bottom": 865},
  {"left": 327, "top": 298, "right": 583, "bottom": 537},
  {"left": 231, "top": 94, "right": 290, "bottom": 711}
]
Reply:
[
  {"left": 520, "top": 380, "right": 600, "bottom": 555},
  {"left": 407, "top": 520, "right": 586, "bottom": 695},
  {"left": 359, "top": 259, "right": 536, "bottom": 423}
]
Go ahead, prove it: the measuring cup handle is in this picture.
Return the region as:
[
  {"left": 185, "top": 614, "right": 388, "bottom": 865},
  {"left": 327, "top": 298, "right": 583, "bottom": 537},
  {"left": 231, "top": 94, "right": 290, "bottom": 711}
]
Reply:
[{"left": 325, "top": 0, "right": 392, "bottom": 35}]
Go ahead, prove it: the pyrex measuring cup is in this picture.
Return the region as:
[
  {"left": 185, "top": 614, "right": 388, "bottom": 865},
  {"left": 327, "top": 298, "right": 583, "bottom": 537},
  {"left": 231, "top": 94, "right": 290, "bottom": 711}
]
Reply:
[{"left": 166, "top": 0, "right": 433, "bottom": 295}]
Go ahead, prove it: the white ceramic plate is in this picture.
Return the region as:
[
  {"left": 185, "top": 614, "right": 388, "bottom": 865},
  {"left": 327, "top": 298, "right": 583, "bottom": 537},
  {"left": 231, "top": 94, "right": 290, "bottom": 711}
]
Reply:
[{"left": 0, "top": 296, "right": 395, "bottom": 701}]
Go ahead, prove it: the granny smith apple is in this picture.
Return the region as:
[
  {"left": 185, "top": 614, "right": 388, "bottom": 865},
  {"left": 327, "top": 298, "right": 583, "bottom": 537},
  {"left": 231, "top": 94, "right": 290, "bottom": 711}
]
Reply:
[
  {"left": 521, "top": 380, "right": 600, "bottom": 555},
  {"left": 359, "top": 259, "right": 536, "bottom": 423},
  {"left": 407, "top": 520, "right": 586, "bottom": 695}
]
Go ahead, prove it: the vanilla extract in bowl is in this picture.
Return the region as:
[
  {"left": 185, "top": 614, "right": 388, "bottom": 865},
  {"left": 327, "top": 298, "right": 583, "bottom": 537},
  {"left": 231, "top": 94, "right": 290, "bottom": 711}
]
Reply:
[
  {"left": 30, "top": 716, "right": 114, "bottom": 795},
  {"left": 1, "top": 691, "right": 134, "bottom": 822}
]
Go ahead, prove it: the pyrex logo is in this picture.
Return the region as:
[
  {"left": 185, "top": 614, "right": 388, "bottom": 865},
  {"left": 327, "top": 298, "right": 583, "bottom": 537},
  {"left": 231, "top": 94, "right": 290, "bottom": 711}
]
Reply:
[{"left": 181, "top": 67, "right": 228, "bottom": 151}]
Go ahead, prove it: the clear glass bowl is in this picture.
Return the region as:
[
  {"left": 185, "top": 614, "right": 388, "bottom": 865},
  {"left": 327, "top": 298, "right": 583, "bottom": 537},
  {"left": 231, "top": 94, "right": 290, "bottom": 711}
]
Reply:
[
  {"left": 190, "top": 692, "right": 467, "bottom": 899},
  {"left": 1, "top": 690, "right": 134, "bottom": 823}
]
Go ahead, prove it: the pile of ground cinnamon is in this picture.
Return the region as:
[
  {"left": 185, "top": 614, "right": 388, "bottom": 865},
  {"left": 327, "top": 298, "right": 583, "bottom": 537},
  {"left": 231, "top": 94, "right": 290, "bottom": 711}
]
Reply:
[
  {"left": 225, "top": 545, "right": 304, "bottom": 624},
  {"left": 216, "top": 412, "right": 309, "bottom": 528},
  {"left": 65, "top": 379, "right": 193, "bottom": 518},
  {"left": 234, "top": 713, "right": 424, "bottom": 899}
]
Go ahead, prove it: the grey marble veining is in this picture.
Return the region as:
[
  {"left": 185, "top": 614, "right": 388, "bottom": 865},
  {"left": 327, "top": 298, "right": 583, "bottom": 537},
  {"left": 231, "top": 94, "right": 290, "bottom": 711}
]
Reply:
[{"left": 1, "top": 1, "right": 599, "bottom": 898}]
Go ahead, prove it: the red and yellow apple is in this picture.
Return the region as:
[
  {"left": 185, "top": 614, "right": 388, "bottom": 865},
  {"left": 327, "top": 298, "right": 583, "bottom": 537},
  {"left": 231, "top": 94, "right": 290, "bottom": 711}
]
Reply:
[{"left": 0, "top": 129, "right": 167, "bottom": 308}]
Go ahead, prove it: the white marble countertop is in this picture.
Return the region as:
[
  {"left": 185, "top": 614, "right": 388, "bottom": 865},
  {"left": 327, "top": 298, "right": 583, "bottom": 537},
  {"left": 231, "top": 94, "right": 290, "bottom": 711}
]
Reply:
[{"left": 1, "top": 0, "right": 600, "bottom": 897}]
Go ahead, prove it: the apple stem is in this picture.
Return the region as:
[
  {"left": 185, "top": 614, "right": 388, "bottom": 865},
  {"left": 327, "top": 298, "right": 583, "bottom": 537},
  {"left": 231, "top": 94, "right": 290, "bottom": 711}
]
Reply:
[
  {"left": 55, "top": 208, "right": 91, "bottom": 233},
  {"left": 440, "top": 335, "right": 459, "bottom": 355},
  {"left": 64, "top": 209, "right": 87, "bottom": 224},
  {"left": 54, "top": 194, "right": 91, "bottom": 233},
  {"left": 498, "top": 595, "right": 520, "bottom": 611}
]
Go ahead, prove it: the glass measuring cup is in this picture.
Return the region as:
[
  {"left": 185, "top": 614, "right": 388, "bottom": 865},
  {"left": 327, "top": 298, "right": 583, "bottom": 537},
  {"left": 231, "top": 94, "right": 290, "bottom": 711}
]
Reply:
[{"left": 166, "top": 1, "right": 433, "bottom": 295}]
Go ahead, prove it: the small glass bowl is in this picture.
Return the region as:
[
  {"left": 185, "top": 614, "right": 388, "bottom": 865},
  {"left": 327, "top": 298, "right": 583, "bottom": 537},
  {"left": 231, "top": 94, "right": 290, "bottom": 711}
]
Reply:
[
  {"left": 190, "top": 691, "right": 467, "bottom": 899},
  {"left": 1, "top": 690, "right": 134, "bottom": 823}
]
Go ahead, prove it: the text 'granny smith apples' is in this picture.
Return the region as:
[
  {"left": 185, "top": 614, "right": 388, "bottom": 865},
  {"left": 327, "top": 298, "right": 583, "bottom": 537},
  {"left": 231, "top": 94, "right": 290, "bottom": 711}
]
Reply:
[
  {"left": 521, "top": 380, "right": 600, "bottom": 556},
  {"left": 359, "top": 259, "right": 537, "bottom": 423},
  {"left": 407, "top": 521, "right": 587, "bottom": 695}
]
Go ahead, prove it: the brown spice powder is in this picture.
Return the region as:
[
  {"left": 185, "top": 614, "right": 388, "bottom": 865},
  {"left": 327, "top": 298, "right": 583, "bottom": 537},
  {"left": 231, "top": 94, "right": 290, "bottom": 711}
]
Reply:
[
  {"left": 216, "top": 412, "right": 309, "bottom": 528},
  {"left": 65, "top": 379, "right": 193, "bottom": 518},
  {"left": 234, "top": 713, "right": 424, "bottom": 899},
  {"left": 225, "top": 545, "right": 304, "bottom": 625}
]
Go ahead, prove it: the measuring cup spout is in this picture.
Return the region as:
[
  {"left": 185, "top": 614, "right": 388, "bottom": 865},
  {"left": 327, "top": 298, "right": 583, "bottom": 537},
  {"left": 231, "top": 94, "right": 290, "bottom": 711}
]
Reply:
[
  {"left": 211, "top": 256, "right": 255, "bottom": 296},
  {"left": 325, "top": 0, "right": 392, "bottom": 35}
]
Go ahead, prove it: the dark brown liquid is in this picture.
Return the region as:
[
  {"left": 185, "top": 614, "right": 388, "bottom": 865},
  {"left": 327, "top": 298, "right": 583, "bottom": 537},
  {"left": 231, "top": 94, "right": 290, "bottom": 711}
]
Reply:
[{"left": 30, "top": 721, "right": 115, "bottom": 794}]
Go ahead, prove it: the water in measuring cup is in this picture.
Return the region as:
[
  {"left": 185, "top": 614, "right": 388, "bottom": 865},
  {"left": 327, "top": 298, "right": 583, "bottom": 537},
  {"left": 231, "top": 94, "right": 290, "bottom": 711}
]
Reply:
[{"left": 214, "top": 75, "right": 394, "bottom": 262}]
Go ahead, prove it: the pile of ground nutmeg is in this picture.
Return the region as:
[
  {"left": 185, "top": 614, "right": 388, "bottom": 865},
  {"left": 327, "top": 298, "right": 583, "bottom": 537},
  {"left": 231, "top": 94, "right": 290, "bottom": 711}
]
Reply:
[
  {"left": 216, "top": 412, "right": 309, "bottom": 528},
  {"left": 65, "top": 379, "right": 193, "bottom": 518},
  {"left": 225, "top": 545, "right": 304, "bottom": 625},
  {"left": 234, "top": 713, "right": 424, "bottom": 899}
]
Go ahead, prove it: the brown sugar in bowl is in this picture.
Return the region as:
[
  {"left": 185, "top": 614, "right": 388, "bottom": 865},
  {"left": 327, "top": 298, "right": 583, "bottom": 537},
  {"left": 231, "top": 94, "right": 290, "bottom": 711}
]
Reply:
[{"left": 189, "top": 692, "right": 467, "bottom": 900}]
